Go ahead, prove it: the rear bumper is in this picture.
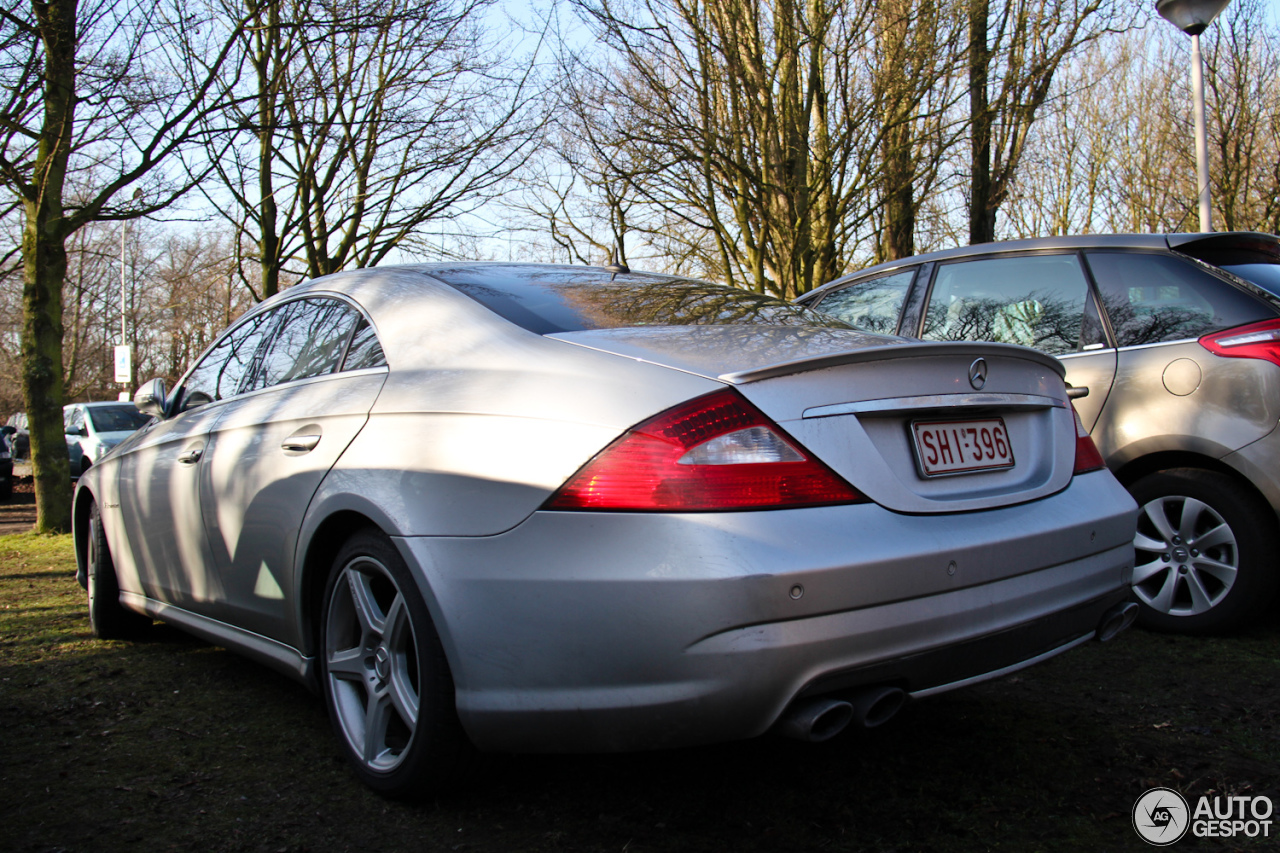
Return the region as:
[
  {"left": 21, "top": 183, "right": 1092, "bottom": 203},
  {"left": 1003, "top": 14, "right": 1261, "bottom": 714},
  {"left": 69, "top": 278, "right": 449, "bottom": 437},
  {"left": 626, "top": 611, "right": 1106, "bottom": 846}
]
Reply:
[{"left": 396, "top": 471, "right": 1137, "bottom": 753}]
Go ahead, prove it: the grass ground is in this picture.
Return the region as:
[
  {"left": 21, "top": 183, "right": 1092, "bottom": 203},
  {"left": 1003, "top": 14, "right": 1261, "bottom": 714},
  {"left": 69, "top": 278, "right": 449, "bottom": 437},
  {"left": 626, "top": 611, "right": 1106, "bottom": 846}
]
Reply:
[{"left": 1, "top": 528, "right": 1277, "bottom": 852}]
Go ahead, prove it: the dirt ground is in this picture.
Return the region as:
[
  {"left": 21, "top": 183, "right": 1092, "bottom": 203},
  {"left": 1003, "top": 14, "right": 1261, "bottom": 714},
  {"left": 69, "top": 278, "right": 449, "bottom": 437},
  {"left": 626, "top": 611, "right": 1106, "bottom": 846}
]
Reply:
[{"left": 1, "top": 529, "right": 1278, "bottom": 852}]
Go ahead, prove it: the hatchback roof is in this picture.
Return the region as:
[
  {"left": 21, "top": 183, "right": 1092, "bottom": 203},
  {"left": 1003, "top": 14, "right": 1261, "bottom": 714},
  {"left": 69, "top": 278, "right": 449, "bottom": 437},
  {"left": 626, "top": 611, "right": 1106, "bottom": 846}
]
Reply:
[{"left": 809, "top": 231, "right": 1280, "bottom": 300}]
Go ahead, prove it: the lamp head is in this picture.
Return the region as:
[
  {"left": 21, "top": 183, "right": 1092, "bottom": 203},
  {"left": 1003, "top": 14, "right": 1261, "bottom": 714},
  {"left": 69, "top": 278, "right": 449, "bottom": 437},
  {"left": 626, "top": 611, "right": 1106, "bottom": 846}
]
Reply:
[{"left": 1156, "top": 0, "right": 1231, "bottom": 36}]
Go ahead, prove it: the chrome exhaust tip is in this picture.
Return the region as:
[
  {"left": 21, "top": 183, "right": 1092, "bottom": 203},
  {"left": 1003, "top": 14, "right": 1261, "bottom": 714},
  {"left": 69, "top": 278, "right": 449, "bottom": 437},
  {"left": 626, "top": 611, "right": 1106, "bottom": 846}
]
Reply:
[
  {"left": 1096, "top": 601, "right": 1139, "bottom": 642},
  {"left": 848, "top": 685, "right": 907, "bottom": 729},
  {"left": 774, "top": 697, "right": 855, "bottom": 743}
]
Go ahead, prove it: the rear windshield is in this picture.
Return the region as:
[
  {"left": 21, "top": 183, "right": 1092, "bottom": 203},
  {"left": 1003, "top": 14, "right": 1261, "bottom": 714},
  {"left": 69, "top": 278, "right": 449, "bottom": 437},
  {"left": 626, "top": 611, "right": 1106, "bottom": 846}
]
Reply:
[
  {"left": 1182, "top": 248, "right": 1280, "bottom": 300},
  {"left": 87, "top": 406, "right": 150, "bottom": 432},
  {"left": 1216, "top": 262, "right": 1280, "bottom": 298},
  {"left": 444, "top": 276, "right": 852, "bottom": 334}
]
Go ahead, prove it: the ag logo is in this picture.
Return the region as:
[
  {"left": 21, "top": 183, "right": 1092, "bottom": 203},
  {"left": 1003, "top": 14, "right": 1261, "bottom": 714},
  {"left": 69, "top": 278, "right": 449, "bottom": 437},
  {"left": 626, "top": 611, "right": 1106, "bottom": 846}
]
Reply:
[{"left": 1134, "top": 787, "right": 1191, "bottom": 845}]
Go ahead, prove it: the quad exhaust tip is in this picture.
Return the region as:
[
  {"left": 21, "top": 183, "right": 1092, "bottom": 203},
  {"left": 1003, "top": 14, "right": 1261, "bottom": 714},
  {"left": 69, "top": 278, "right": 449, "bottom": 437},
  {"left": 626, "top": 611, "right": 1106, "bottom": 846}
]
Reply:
[{"left": 776, "top": 686, "right": 907, "bottom": 742}]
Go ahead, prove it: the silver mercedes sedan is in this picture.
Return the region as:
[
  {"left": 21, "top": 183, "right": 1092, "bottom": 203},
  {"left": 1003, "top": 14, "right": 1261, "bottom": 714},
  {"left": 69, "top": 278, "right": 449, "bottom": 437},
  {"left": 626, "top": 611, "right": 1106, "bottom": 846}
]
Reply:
[{"left": 73, "top": 263, "right": 1137, "bottom": 797}]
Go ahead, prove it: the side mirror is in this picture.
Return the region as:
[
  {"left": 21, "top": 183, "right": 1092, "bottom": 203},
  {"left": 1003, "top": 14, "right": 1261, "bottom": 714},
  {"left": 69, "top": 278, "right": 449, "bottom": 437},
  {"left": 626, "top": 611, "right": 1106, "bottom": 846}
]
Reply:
[{"left": 134, "top": 378, "right": 168, "bottom": 418}]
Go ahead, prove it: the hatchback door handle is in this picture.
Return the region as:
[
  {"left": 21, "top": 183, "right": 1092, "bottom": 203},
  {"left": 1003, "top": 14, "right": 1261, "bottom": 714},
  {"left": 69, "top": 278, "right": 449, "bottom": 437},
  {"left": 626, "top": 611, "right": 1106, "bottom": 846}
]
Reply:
[
  {"left": 282, "top": 434, "right": 321, "bottom": 453},
  {"left": 177, "top": 445, "right": 204, "bottom": 464}
]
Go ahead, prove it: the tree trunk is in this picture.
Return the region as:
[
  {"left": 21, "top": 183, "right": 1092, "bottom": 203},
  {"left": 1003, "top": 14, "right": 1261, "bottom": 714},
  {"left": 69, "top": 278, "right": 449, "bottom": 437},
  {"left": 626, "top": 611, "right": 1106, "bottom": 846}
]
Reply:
[
  {"left": 22, "top": 0, "right": 78, "bottom": 533},
  {"left": 967, "top": 0, "right": 995, "bottom": 245}
]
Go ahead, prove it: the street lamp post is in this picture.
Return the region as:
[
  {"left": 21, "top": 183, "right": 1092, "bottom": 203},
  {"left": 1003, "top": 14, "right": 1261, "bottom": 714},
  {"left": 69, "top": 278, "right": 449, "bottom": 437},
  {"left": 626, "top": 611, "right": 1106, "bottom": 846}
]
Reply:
[{"left": 1155, "top": 0, "right": 1232, "bottom": 233}]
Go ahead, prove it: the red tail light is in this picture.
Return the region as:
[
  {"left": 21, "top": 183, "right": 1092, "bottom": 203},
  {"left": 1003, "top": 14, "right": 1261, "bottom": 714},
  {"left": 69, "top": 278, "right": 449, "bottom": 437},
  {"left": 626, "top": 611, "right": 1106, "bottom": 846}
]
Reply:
[
  {"left": 1200, "top": 318, "right": 1280, "bottom": 367},
  {"left": 1072, "top": 406, "right": 1105, "bottom": 474},
  {"left": 546, "top": 388, "right": 865, "bottom": 511}
]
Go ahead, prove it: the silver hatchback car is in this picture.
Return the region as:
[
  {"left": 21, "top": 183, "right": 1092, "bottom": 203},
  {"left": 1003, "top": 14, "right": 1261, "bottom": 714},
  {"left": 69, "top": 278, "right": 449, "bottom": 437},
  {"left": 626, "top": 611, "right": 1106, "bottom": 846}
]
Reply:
[
  {"left": 74, "top": 264, "right": 1137, "bottom": 796},
  {"left": 800, "top": 232, "right": 1280, "bottom": 634}
]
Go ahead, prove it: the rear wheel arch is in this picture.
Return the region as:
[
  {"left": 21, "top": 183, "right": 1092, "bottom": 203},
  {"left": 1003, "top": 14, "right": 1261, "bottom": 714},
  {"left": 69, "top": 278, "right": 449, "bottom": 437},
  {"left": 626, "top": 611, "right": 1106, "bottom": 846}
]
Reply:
[
  {"left": 300, "top": 510, "right": 383, "bottom": 674},
  {"left": 1113, "top": 450, "right": 1271, "bottom": 510}
]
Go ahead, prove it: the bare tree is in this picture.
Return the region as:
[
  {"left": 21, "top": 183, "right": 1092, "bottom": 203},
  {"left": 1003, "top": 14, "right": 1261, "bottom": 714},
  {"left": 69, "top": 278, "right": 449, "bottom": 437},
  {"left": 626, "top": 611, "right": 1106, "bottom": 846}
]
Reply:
[
  {"left": 0, "top": 1, "right": 246, "bottom": 531},
  {"left": 202, "top": 0, "right": 545, "bottom": 302},
  {"left": 567, "top": 0, "right": 899, "bottom": 299},
  {"left": 965, "top": 0, "right": 1128, "bottom": 245},
  {"left": 875, "top": 0, "right": 964, "bottom": 261}
]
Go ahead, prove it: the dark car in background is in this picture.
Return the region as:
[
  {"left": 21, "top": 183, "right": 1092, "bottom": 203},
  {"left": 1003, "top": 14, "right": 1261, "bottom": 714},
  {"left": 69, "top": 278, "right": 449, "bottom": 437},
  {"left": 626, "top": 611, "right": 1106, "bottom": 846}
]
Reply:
[
  {"left": 5, "top": 412, "right": 29, "bottom": 461},
  {"left": 0, "top": 423, "right": 14, "bottom": 501},
  {"left": 800, "top": 232, "right": 1280, "bottom": 634}
]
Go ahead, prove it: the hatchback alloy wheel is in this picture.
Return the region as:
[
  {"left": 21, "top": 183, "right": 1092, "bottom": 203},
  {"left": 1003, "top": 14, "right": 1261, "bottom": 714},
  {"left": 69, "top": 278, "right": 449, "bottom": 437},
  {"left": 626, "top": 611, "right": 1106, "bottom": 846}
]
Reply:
[
  {"left": 1128, "top": 468, "right": 1278, "bottom": 634},
  {"left": 1132, "top": 493, "right": 1238, "bottom": 617}
]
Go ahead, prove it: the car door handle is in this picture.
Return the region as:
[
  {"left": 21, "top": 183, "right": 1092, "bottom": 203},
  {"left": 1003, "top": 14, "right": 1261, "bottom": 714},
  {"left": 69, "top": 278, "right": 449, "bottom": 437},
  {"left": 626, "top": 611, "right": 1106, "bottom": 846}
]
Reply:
[
  {"left": 281, "top": 434, "right": 321, "bottom": 453},
  {"left": 177, "top": 445, "right": 204, "bottom": 464},
  {"left": 1066, "top": 385, "right": 1089, "bottom": 400}
]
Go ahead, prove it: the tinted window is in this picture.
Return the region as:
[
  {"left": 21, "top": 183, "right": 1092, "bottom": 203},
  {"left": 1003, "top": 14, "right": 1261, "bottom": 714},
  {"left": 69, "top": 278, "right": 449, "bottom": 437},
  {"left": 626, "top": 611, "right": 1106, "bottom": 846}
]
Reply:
[
  {"left": 446, "top": 277, "right": 851, "bottom": 334},
  {"left": 1085, "top": 252, "right": 1273, "bottom": 347},
  {"left": 1219, "top": 262, "right": 1280, "bottom": 297},
  {"left": 1180, "top": 248, "right": 1280, "bottom": 299},
  {"left": 922, "top": 255, "right": 1098, "bottom": 355},
  {"left": 180, "top": 312, "right": 274, "bottom": 410},
  {"left": 87, "top": 406, "right": 150, "bottom": 432},
  {"left": 813, "top": 270, "right": 915, "bottom": 334},
  {"left": 64, "top": 407, "right": 84, "bottom": 433},
  {"left": 245, "top": 298, "right": 358, "bottom": 391},
  {"left": 342, "top": 317, "right": 387, "bottom": 371}
]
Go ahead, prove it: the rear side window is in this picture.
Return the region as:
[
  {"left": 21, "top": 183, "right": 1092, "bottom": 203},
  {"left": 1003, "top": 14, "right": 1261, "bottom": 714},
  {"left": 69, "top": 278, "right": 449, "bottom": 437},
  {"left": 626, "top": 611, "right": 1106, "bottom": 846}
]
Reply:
[
  {"left": 179, "top": 312, "right": 274, "bottom": 411},
  {"left": 342, "top": 317, "right": 387, "bottom": 371},
  {"left": 921, "top": 254, "right": 1099, "bottom": 355},
  {"left": 244, "top": 298, "right": 359, "bottom": 391},
  {"left": 1085, "top": 252, "right": 1273, "bottom": 347},
  {"left": 812, "top": 269, "right": 915, "bottom": 335}
]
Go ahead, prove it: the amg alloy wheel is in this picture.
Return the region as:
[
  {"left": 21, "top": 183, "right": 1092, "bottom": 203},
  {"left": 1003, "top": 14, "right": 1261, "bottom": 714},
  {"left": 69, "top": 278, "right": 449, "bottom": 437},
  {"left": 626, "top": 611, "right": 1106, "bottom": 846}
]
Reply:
[{"left": 320, "top": 530, "right": 467, "bottom": 797}]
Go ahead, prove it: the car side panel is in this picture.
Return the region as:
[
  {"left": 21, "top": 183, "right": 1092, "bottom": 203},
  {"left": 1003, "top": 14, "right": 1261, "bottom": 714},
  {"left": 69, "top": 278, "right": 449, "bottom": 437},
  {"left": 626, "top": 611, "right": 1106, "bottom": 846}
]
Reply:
[
  {"left": 113, "top": 403, "right": 228, "bottom": 605},
  {"left": 198, "top": 370, "right": 388, "bottom": 641},
  {"left": 1091, "top": 340, "right": 1280, "bottom": 468}
]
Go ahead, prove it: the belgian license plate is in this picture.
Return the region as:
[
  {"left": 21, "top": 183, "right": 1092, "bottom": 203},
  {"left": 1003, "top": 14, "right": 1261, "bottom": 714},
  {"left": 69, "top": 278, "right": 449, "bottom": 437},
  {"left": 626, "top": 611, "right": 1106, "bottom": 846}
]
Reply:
[{"left": 911, "top": 418, "right": 1014, "bottom": 477}]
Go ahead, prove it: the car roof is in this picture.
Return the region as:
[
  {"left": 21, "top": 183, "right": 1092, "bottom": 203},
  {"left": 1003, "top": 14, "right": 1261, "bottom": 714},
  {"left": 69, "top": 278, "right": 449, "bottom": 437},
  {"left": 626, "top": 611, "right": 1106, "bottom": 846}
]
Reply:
[{"left": 806, "top": 231, "right": 1280, "bottom": 300}]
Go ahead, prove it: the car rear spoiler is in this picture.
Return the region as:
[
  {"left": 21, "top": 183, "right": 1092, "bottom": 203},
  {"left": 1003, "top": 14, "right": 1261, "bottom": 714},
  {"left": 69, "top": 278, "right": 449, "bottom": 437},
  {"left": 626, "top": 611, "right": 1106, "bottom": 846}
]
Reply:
[{"left": 719, "top": 341, "right": 1066, "bottom": 385}]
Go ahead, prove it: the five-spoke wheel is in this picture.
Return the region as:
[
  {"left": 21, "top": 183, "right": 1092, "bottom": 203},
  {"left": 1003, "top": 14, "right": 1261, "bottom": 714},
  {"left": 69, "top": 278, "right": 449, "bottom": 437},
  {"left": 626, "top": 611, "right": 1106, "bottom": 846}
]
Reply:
[{"left": 320, "top": 529, "right": 467, "bottom": 796}]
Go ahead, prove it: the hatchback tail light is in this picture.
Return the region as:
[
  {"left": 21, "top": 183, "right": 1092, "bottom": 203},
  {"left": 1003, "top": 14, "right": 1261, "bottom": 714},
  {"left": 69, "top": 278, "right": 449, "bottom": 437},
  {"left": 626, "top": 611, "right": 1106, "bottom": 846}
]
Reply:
[
  {"left": 546, "top": 388, "right": 866, "bottom": 511},
  {"left": 1199, "top": 318, "right": 1280, "bottom": 367},
  {"left": 1072, "top": 406, "right": 1105, "bottom": 474}
]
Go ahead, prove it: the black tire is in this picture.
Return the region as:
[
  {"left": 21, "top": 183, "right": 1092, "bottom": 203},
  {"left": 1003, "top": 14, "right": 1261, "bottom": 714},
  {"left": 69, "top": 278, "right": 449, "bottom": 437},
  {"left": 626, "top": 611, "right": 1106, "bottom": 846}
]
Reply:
[
  {"left": 86, "top": 502, "right": 151, "bottom": 639},
  {"left": 319, "top": 528, "right": 469, "bottom": 798},
  {"left": 1128, "top": 468, "right": 1279, "bottom": 635}
]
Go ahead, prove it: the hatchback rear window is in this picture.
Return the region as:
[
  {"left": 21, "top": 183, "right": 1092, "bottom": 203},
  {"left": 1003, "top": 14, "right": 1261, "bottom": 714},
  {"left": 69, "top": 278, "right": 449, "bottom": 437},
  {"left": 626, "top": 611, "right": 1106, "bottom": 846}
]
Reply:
[{"left": 438, "top": 272, "right": 851, "bottom": 334}]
